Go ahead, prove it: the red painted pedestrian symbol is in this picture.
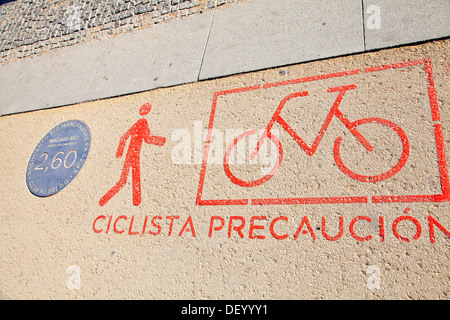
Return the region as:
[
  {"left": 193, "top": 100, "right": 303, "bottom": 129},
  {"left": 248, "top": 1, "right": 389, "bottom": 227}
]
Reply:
[{"left": 100, "top": 103, "right": 166, "bottom": 206}]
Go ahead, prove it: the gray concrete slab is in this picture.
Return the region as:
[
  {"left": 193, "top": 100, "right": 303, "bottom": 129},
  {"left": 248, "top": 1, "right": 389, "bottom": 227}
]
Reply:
[
  {"left": 85, "top": 11, "right": 214, "bottom": 102},
  {"left": 0, "top": 59, "right": 28, "bottom": 116},
  {"left": 2, "top": 39, "right": 108, "bottom": 115},
  {"left": 199, "top": 0, "right": 365, "bottom": 80},
  {"left": 364, "top": 0, "right": 450, "bottom": 50}
]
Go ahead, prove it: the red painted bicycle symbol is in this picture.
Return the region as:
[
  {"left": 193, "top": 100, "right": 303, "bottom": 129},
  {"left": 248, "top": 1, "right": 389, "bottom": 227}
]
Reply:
[
  {"left": 223, "top": 84, "right": 410, "bottom": 187},
  {"left": 197, "top": 59, "right": 449, "bottom": 205}
]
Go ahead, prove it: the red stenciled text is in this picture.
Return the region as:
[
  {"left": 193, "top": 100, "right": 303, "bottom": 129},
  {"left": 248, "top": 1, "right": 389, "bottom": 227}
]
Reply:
[
  {"left": 93, "top": 215, "right": 196, "bottom": 237},
  {"left": 92, "top": 209, "right": 449, "bottom": 243}
]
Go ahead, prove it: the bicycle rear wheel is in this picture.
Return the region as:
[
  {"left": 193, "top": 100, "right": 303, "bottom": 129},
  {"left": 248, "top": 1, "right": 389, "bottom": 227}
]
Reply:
[
  {"left": 333, "top": 117, "right": 409, "bottom": 182},
  {"left": 223, "top": 130, "right": 283, "bottom": 187}
]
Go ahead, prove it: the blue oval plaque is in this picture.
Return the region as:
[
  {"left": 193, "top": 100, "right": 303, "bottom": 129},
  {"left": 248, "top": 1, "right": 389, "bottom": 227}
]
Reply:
[{"left": 26, "top": 120, "right": 91, "bottom": 197}]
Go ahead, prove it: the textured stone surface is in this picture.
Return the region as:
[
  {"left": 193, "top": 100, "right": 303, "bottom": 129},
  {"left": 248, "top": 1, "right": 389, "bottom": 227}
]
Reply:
[
  {"left": 0, "top": 40, "right": 448, "bottom": 299},
  {"left": 1, "top": 0, "right": 448, "bottom": 116},
  {"left": 0, "top": 0, "right": 246, "bottom": 65},
  {"left": 0, "top": 9, "right": 213, "bottom": 115}
]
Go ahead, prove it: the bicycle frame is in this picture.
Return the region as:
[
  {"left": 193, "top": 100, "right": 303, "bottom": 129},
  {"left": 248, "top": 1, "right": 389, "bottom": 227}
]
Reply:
[{"left": 250, "top": 84, "right": 373, "bottom": 160}]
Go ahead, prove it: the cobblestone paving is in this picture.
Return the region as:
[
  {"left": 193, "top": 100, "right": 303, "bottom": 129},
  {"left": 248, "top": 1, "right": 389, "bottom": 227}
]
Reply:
[{"left": 0, "top": 0, "right": 247, "bottom": 65}]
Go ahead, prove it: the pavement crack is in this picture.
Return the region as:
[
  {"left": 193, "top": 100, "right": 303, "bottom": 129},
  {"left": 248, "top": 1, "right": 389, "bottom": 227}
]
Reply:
[{"left": 197, "top": 9, "right": 216, "bottom": 81}]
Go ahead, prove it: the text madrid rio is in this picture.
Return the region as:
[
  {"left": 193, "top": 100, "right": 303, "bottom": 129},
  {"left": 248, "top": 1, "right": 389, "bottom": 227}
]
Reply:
[{"left": 92, "top": 209, "right": 449, "bottom": 243}]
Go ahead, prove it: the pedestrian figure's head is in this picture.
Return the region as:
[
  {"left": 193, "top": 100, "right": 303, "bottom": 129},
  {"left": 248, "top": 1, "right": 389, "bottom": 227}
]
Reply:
[{"left": 139, "top": 103, "right": 152, "bottom": 116}]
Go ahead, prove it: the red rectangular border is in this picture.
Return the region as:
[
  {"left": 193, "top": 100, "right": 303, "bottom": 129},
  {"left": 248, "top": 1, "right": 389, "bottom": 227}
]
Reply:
[{"left": 196, "top": 58, "right": 450, "bottom": 205}]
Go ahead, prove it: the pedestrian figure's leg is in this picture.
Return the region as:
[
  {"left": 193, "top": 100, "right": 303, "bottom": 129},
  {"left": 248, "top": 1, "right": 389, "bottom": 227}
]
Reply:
[
  {"left": 132, "top": 162, "right": 141, "bottom": 206},
  {"left": 99, "top": 162, "right": 131, "bottom": 206}
]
